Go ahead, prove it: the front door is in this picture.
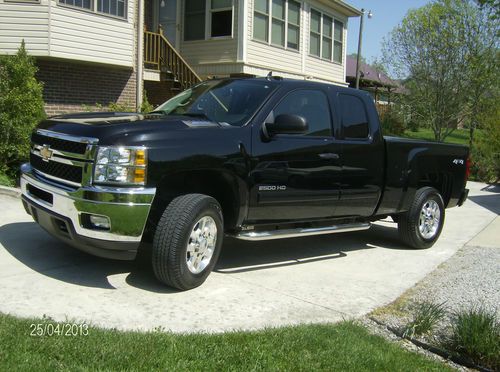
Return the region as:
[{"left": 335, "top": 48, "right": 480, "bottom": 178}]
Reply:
[
  {"left": 248, "top": 87, "right": 342, "bottom": 223},
  {"left": 158, "top": 0, "right": 178, "bottom": 47}
]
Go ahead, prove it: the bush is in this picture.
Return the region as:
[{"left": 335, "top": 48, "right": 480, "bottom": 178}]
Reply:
[
  {"left": 402, "top": 301, "right": 447, "bottom": 338},
  {"left": 472, "top": 105, "right": 500, "bottom": 182},
  {"left": 379, "top": 108, "right": 406, "bottom": 136},
  {"left": 0, "top": 41, "right": 45, "bottom": 180},
  {"left": 448, "top": 307, "right": 500, "bottom": 370}
]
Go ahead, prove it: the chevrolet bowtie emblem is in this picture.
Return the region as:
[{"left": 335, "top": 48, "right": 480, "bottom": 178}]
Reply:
[{"left": 40, "top": 144, "right": 53, "bottom": 161}]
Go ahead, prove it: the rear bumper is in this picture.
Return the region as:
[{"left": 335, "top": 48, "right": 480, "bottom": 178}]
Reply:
[
  {"left": 457, "top": 188, "right": 469, "bottom": 207},
  {"left": 20, "top": 163, "right": 156, "bottom": 260}
]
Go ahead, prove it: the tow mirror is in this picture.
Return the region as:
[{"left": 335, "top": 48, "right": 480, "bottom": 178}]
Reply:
[{"left": 263, "top": 114, "right": 308, "bottom": 139}]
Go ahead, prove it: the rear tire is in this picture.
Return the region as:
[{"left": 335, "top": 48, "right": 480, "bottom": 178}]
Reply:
[
  {"left": 398, "top": 187, "right": 445, "bottom": 249},
  {"left": 152, "top": 194, "right": 223, "bottom": 290}
]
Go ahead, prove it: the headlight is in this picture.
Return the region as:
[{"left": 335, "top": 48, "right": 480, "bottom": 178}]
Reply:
[{"left": 94, "top": 146, "right": 147, "bottom": 186}]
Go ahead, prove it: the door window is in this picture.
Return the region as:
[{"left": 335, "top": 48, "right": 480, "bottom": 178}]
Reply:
[
  {"left": 339, "top": 94, "right": 369, "bottom": 139},
  {"left": 273, "top": 90, "right": 332, "bottom": 137}
]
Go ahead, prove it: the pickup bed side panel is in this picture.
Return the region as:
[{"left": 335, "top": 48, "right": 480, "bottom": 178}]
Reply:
[{"left": 376, "top": 137, "right": 469, "bottom": 216}]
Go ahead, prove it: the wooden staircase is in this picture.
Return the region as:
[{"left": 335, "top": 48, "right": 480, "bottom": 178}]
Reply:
[{"left": 144, "top": 30, "right": 201, "bottom": 91}]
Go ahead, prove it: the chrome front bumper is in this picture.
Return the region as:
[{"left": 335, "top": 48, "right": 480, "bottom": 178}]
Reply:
[{"left": 20, "top": 163, "right": 156, "bottom": 260}]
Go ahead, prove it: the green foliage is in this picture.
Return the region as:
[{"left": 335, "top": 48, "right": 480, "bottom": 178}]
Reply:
[
  {"left": 107, "top": 101, "right": 135, "bottom": 112},
  {"left": 402, "top": 301, "right": 447, "bottom": 338},
  {"left": 383, "top": 0, "right": 499, "bottom": 142},
  {"left": 0, "top": 41, "right": 45, "bottom": 179},
  {"left": 0, "top": 169, "right": 15, "bottom": 187},
  {"left": 0, "top": 314, "right": 451, "bottom": 371},
  {"left": 140, "top": 90, "right": 154, "bottom": 113},
  {"left": 448, "top": 307, "right": 500, "bottom": 370},
  {"left": 379, "top": 108, "right": 405, "bottom": 136},
  {"left": 80, "top": 91, "right": 153, "bottom": 114},
  {"left": 471, "top": 104, "right": 500, "bottom": 182}
]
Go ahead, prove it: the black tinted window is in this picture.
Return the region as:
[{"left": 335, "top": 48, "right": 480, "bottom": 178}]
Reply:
[
  {"left": 273, "top": 90, "right": 332, "bottom": 136},
  {"left": 339, "top": 94, "right": 369, "bottom": 139}
]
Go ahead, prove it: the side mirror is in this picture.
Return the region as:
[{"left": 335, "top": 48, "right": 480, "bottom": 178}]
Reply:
[{"left": 263, "top": 114, "right": 308, "bottom": 139}]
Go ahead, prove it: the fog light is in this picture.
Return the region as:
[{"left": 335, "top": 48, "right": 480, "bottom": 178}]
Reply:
[{"left": 89, "top": 215, "right": 110, "bottom": 230}]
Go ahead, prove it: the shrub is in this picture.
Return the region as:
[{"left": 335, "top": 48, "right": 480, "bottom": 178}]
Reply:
[
  {"left": 402, "top": 301, "right": 447, "bottom": 338},
  {"left": 379, "top": 108, "right": 405, "bottom": 136},
  {"left": 472, "top": 104, "right": 500, "bottom": 182},
  {"left": 0, "top": 41, "right": 45, "bottom": 180},
  {"left": 448, "top": 307, "right": 500, "bottom": 370}
]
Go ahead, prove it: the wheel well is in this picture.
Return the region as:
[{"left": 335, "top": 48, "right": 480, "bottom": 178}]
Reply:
[
  {"left": 144, "top": 170, "right": 241, "bottom": 242},
  {"left": 417, "top": 173, "right": 453, "bottom": 207}
]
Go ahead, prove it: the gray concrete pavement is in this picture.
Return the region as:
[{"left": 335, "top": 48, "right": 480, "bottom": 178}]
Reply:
[{"left": 0, "top": 182, "right": 497, "bottom": 332}]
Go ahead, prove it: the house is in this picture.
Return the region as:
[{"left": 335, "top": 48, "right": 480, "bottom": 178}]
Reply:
[
  {"left": 345, "top": 56, "right": 403, "bottom": 113},
  {"left": 0, "top": 0, "right": 361, "bottom": 115}
]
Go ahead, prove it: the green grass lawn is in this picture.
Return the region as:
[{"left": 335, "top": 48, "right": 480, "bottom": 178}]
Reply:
[
  {"left": 403, "top": 128, "right": 472, "bottom": 146},
  {"left": 0, "top": 314, "right": 451, "bottom": 371}
]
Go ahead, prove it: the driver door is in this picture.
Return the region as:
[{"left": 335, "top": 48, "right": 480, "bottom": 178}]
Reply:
[{"left": 247, "top": 88, "right": 342, "bottom": 223}]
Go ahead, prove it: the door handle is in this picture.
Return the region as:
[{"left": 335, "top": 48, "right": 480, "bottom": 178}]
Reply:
[{"left": 319, "top": 153, "right": 340, "bottom": 160}]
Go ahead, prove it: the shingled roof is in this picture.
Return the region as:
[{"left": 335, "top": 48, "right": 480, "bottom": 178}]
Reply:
[{"left": 346, "top": 56, "right": 397, "bottom": 88}]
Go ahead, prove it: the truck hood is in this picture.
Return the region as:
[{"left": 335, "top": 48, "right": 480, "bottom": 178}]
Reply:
[{"left": 37, "top": 111, "right": 232, "bottom": 147}]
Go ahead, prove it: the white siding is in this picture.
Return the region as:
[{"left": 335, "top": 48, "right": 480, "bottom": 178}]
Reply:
[
  {"left": 50, "top": 0, "right": 135, "bottom": 67},
  {"left": 303, "top": 0, "right": 347, "bottom": 84},
  {"left": 246, "top": 0, "right": 303, "bottom": 76},
  {"left": 0, "top": 1, "right": 50, "bottom": 55},
  {"left": 244, "top": 0, "right": 348, "bottom": 85},
  {"left": 180, "top": 0, "right": 239, "bottom": 71},
  {"left": 0, "top": 0, "right": 135, "bottom": 67}
]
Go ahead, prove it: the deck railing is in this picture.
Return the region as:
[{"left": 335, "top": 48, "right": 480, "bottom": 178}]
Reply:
[{"left": 144, "top": 30, "right": 201, "bottom": 90}]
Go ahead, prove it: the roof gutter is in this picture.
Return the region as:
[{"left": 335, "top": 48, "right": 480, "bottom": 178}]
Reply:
[{"left": 331, "top": 0, "right": 363, "bottom": 17}]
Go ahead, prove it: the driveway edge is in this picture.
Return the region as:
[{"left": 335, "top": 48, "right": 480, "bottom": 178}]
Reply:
[{"left": 0, "top": 186, "right": 21, "bottom": 199}]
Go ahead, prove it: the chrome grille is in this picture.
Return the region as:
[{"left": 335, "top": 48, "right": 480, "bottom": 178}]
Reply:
[
  {"left": 30, "top": 153, "right": 83, "bottom": 184},
  {"left": 30, "top": 129, "right": 98, "bottom": 187},
  {"left": 32, "top": 132, "right": 88, "bottom": 154}
]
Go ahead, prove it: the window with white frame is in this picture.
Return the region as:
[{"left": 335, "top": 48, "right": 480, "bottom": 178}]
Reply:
[
  {"left": 211, "top": 0, "right": 233, "bottom": 37},
  {"left": 59, "top": 0, "right": 92, "bottom": 11},
  {"left": 58, "top": 0, "right": 126, "bottom": 18},
  {"left": 309, "top": 8, "right": 343, "bottom": 63},
  {"left": 184, "top": 0, "right": 234, "bottom": 41},
  {"left": 97, "top": 0, "right": 126, "bottom": 18},
  {"left": 253, "top": 0, "right": 301, "bottom": 50}
]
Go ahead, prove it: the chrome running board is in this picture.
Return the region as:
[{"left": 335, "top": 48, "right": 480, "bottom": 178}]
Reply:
[{"left": 232, "top": 222, "right": 371, "bottom": 241}]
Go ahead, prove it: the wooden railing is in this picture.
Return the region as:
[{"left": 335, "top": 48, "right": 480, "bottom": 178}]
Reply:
[{"left": 144, "top": 30, "right": 201, "bottom": 90}]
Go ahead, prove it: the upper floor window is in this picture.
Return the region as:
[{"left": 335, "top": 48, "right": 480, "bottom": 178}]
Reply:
[
  {"left": 273, "top": 89, "right": 332, "bottom": 137},
  {"left": 253, "top": 0, "right": 301, "bottom": 51},
  {"left": 184, "top": 0, "right": 233, "bottom": 41},
  {"left": 339, "top": 94, "right": 369, "bottom": 139},
  {"left": 58, "top": 0, "right": 126, "bottom": 19},
  {"left": 309, "top": 8, "right": 343, "bottom": 63}
]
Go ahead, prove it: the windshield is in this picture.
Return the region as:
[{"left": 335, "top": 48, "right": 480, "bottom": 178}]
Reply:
[{"left": 155, "top": 79, "right": 278, "bottom": 126}]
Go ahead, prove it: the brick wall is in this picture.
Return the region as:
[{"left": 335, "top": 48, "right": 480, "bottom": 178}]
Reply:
[
  {"left": 144, "top": 80, "right": 178, "bottom": 107},
  {"left": 36, "top": 59, "right": 137, "bottom": 116}
]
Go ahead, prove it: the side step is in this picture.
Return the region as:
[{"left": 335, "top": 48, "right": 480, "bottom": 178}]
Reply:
[{"left": 232, "top": 222, "right": 371, "bottom": 241}]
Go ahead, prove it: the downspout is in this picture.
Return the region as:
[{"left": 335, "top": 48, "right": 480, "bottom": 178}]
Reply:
[{"left": 136, "top": 0, "right": 144, "bottom": 111}]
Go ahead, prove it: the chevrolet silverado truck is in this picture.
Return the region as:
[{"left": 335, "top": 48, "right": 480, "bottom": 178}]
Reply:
[{"left": 20, "top": 77, "right": 470, "bottom": 290}]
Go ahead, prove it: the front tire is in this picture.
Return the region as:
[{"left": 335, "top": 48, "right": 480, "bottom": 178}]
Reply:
[
  {"left": 398, "top": 187, "right": 445, "bottom": 249},
  {"left": 152, "top": 194, "right": 223, "bottom": 290}
]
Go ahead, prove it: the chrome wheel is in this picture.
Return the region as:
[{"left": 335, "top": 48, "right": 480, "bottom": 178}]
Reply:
[
  {"left": 418, "top": 200, "right": 441, "bottom": 239},
  {"left": 186, "top": 216, "right": 217, "bottom": 274}
]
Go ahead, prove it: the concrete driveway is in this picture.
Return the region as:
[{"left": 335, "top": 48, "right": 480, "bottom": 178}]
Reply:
[{"left": 0, "top": 182, "right": 498, "bottom": 333}]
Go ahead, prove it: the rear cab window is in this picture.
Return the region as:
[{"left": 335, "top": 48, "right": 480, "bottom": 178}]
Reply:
[{"left": 338, "top": 94, "right": 370, "bottom": 140}]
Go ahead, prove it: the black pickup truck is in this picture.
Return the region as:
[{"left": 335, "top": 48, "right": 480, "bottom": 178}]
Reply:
[{"left": 20, "top": 77, "right": 470, "bottom": 290}]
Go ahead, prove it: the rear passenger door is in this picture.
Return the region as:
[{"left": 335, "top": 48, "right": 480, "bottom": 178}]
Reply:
[
  {"left": 335, "top": 93, "right": 384, "bottom": 217},
  {"left": 248, "top": 87, "right": 342, "bottom": 223}
]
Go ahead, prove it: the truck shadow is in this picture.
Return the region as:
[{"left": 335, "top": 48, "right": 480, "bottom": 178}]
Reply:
[{"left": 0, "top": 221, "right": 404, "bottom": 292}]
